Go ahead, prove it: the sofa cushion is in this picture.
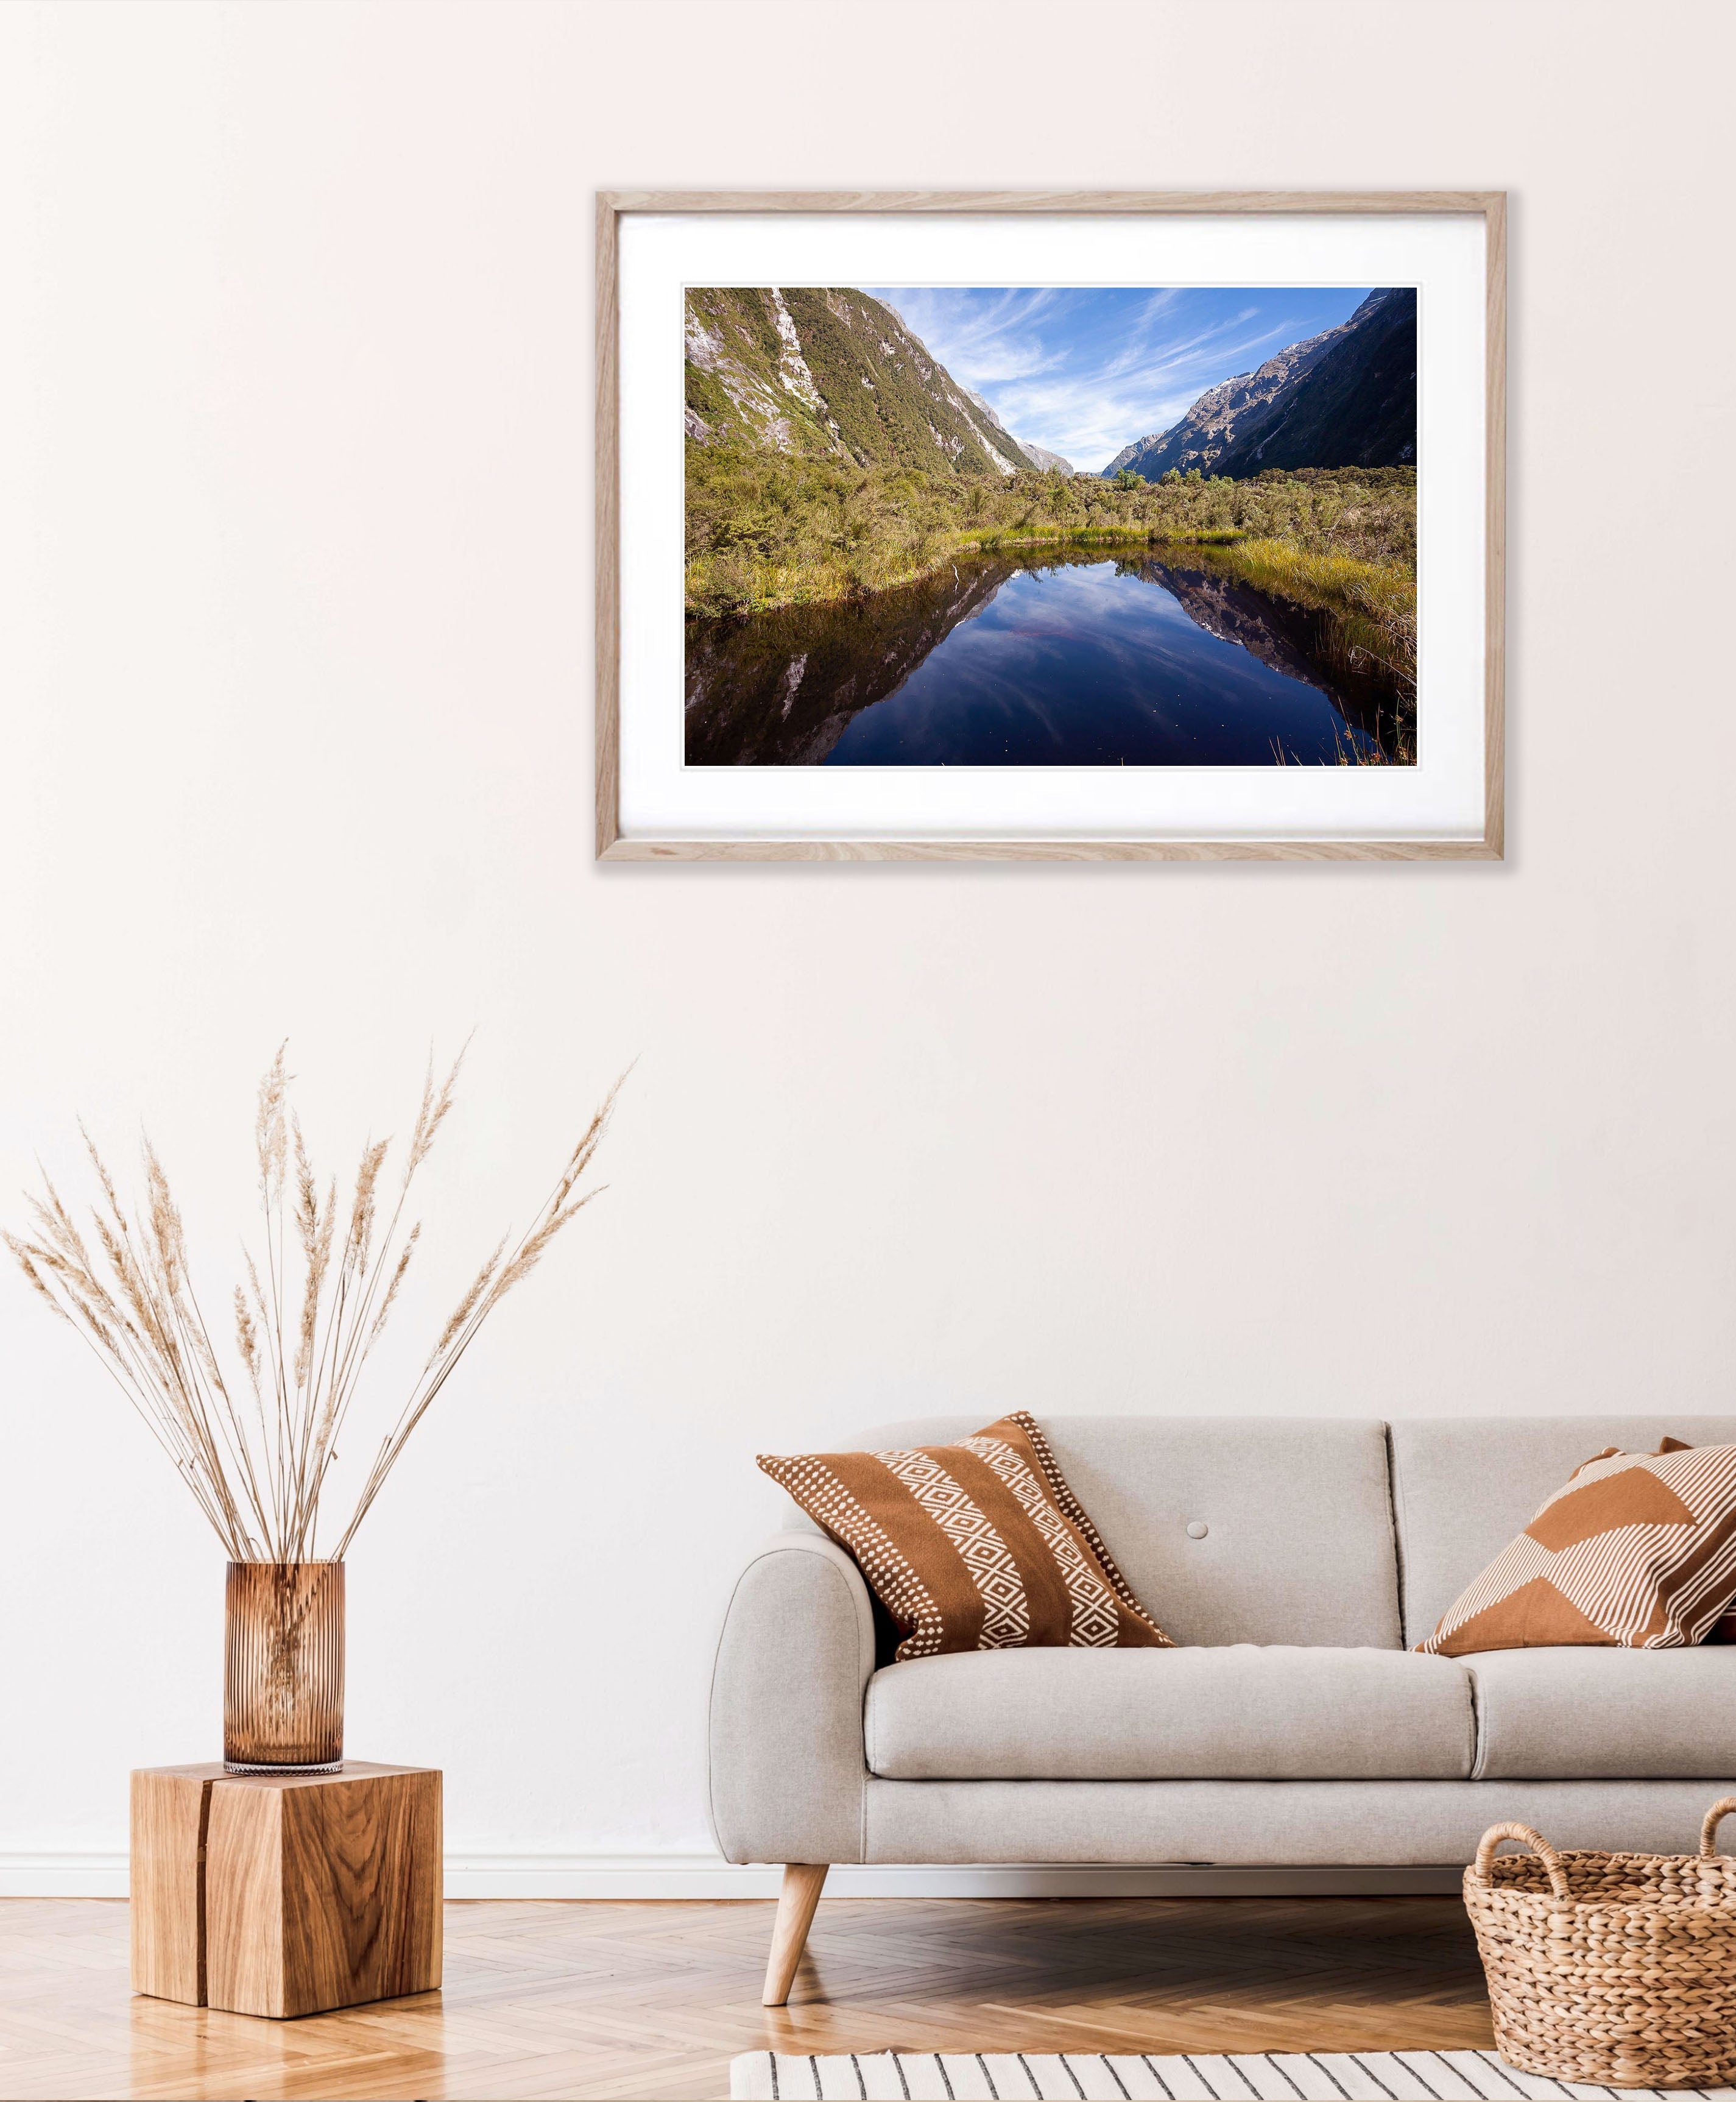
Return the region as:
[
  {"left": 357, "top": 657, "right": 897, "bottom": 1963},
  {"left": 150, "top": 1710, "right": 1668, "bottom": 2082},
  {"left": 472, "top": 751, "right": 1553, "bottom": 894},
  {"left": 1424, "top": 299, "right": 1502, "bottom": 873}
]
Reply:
[
  {"left": 759, "top": 1413, "right": 1172, "bottom": 1661},
  {"left": 1469, "top": 1645, "right": 1736, "bottom": 1778},
  {"left": 863, "top": 1646, "right": 1475, "bottom": 1780},
  {"left": 855, "top": 1416, "right": 1402, "bottom": 1647},
  {"left": 861, "top": 1778, "right": 1736, "bottom": 1868},
  {"left": 1389, "top": 1416, "right": 1736, "bottom": 1647}
]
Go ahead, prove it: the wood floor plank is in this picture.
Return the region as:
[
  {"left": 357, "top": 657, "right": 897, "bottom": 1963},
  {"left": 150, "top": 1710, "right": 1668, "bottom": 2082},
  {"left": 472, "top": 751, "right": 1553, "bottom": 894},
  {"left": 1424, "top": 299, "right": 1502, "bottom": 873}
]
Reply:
[{"left": 0, "top": 1893, "right": 1495, "bottom": 2100}]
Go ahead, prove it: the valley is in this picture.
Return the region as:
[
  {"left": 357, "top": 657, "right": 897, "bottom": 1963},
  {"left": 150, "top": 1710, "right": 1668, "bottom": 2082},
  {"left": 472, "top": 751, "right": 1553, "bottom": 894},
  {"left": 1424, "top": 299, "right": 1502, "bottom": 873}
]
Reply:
[{"left": 683, "top": 284, "right": 1419, "bottom": 766}]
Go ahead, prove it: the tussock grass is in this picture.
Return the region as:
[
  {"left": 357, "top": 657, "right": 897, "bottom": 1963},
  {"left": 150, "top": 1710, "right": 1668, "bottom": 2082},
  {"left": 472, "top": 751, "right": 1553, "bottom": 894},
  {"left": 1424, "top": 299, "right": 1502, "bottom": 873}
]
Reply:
[
  {"left": 6, "top": 1048, "right": 619, "bottom": 1560},
  {"left": 1178, "top": 537, "right": 1417, "bottom": 687}
]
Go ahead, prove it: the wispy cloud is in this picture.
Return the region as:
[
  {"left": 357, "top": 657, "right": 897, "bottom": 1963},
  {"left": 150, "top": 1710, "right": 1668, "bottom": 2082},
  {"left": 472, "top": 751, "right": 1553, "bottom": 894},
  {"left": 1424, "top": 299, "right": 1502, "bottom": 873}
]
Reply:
[{"left": 868, "top": 285, "right": 1371, "bottom": 470}]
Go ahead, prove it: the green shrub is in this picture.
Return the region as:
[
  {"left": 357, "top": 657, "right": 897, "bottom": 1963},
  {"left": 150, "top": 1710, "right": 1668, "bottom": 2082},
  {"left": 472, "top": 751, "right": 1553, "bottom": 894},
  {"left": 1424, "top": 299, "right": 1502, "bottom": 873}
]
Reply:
[{"left": 685, "top": 445, "right": 1418, "bottom": 668}]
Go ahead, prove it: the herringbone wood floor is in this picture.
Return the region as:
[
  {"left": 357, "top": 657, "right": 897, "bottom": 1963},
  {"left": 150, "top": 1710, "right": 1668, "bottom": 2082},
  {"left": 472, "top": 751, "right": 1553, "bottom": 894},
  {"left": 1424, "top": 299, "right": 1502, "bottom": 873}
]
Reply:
[{"left": 0, "top": 1895, "right": 1494, "bottom": 2101}]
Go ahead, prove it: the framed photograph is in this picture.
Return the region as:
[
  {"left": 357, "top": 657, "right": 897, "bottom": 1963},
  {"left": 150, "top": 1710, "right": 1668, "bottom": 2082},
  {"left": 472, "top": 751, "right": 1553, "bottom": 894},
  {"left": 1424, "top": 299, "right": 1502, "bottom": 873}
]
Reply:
[{"left": 596, "top": 191, "right": 1504, "bottom": 862}]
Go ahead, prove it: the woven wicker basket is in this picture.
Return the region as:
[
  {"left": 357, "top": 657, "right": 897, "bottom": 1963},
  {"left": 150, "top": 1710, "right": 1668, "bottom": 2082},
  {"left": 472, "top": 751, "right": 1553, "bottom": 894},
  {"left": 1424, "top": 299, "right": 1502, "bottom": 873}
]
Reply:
[{"left": 1465, "top": 1797, "right": 1736, "bottom": 2090}]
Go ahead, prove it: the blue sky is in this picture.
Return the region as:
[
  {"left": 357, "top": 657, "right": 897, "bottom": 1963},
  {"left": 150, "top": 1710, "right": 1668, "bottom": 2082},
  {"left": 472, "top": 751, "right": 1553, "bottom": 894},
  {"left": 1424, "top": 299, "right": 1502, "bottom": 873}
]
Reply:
[{"left": 866, "top": 286, "right": 1372, "bottom": 472}]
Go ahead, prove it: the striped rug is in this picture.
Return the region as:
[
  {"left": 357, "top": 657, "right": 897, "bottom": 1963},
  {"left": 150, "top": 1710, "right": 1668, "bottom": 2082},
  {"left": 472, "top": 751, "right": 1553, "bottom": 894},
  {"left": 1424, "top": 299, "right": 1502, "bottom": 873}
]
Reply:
[{"left": 729, "top": 2049, "right": 1736, "bottom": 2100}]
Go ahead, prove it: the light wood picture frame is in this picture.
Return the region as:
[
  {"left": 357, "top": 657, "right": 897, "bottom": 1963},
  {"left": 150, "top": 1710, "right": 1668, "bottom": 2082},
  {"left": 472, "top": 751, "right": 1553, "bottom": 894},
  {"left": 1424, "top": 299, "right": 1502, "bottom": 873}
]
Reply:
[{"left": 597, "top": 191, "right": 1505, "bottom": 863}]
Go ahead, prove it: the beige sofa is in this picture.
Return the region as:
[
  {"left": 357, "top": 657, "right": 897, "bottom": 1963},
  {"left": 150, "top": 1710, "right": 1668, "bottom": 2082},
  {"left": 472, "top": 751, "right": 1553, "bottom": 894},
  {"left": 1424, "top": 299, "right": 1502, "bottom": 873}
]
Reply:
[{"left": 709, "top": 1414, "right": 1736, "bottom": 2001}]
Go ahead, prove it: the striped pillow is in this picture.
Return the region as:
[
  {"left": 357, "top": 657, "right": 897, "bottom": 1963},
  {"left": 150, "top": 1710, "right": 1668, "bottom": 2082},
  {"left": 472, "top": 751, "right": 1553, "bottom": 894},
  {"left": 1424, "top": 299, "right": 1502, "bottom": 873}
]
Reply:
[
  {"left": 1417, "top": 1436, "right": 1736, "bottom": 1655},
  {"left": 1648, "top": 1437, "right": 1736, "bottom": 1643},
  {"left": 758, "top": 1410, "right": 1172, "bottom": 1660}
]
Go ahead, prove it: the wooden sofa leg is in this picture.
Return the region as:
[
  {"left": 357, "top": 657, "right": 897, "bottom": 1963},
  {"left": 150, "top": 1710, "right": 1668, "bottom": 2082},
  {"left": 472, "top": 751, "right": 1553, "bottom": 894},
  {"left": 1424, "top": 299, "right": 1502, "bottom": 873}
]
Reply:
[{"left": 762, "top": 1863, "right": 829, "bottom": 2006}]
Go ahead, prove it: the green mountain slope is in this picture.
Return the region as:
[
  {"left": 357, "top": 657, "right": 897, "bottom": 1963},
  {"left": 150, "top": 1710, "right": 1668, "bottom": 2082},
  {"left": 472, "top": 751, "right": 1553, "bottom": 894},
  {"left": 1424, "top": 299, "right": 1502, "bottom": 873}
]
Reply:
[{"left": 685, "top": 287, "right": 1037, "bottom": 477}]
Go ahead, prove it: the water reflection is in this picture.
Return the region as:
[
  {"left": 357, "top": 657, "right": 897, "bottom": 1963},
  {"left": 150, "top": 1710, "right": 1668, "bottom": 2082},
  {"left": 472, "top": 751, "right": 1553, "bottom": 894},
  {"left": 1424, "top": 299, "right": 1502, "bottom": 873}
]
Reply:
[{"left": 685, "top": 547, "right": 1412, "bottom": 767}]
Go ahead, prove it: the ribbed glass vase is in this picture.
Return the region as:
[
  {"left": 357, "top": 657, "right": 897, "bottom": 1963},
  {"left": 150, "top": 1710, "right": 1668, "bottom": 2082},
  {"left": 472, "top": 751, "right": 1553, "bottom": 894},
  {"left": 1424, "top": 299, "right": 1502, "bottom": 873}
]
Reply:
[{"left": 223, "top": 1561, "right": 345, "bottom": 1773}]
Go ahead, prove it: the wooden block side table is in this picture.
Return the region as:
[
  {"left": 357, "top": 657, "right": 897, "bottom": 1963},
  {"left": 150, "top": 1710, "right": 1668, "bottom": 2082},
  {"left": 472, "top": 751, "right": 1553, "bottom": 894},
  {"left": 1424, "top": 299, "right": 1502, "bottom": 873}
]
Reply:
[{"left": 131, "top": 1761, "right": 442, "bottom": 2019}]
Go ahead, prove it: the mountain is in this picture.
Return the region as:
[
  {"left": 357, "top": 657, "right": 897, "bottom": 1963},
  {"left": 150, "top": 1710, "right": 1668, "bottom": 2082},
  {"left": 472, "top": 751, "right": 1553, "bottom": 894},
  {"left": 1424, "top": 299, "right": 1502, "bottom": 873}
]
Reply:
[
  {"left": 1101, "top": 289, "right": 1417, "bottom": 481},
  {"left": 962, "top": 388, "right": 1070, "bottom": 476},
  {"left": 685, "top": 288, "right": 1038, "bottom": 477},
  {"left": 1018, "top": 442, "right": 1074, "bottom": 475}
]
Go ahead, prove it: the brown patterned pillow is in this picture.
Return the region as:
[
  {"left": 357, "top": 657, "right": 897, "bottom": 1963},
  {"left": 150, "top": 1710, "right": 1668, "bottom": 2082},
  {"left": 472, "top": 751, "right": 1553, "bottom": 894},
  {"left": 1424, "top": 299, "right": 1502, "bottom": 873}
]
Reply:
[
  {"left": 758, "top": 1410, "right": 1172, "bottom": 1660},
  {"left": 1417, "top": 1436, "right": 1736, "bottom": 1655}
]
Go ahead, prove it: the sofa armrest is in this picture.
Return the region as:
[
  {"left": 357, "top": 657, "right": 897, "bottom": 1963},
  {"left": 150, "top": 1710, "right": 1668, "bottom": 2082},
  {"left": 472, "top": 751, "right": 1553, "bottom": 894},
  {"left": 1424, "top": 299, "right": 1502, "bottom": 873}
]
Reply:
[{"left": 708, "top": 1532, "right": 874, "bottom": 1865}]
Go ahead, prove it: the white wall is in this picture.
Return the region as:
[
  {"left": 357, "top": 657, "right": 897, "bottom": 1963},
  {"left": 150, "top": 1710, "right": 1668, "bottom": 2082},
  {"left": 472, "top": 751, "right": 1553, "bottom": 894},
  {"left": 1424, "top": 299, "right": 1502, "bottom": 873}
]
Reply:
[{"left": 2, "top": 0, "right": 1732, "bottom": 1894}]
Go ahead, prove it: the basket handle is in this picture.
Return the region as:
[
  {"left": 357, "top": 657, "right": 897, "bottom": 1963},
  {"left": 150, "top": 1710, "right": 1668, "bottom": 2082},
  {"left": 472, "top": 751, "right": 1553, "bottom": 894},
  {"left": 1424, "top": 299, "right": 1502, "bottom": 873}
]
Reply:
[
  {"left": 1699, "top": 1797, "right": 1736, "bottom": 1858},
  {"left": 1473, "top": 1822, "right": 1572, "bottom": 1903}
]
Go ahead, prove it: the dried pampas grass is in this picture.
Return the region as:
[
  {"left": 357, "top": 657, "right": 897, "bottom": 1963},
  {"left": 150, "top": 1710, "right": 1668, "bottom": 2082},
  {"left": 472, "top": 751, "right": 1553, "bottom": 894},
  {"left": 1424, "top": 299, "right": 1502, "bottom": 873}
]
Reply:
[{"left": 6, "top": 1046, "right": 619, "bottom": 1561}]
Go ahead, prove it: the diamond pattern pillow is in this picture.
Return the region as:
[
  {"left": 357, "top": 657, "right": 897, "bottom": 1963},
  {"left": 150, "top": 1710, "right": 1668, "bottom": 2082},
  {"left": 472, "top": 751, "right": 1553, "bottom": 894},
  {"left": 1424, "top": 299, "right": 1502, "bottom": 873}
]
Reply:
[
  {"left": 758, "top": 1410, "right": 1172, "bottom": 1661},
  {"left": 1417, "top": 1436, "right": 1736, "bottom": 1655}
]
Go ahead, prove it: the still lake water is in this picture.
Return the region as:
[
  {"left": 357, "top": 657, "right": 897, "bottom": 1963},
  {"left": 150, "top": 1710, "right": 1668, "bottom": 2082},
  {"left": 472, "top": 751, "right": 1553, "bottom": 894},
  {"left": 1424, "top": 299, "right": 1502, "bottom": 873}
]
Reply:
[{"left": 685, "top": 548, "right": 1412, "bottom": 767}]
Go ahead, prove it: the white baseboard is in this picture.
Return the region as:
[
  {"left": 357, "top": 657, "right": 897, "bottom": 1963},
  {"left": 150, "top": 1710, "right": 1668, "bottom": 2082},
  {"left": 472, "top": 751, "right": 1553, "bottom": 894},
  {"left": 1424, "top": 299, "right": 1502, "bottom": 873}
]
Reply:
[
  {"left": 0, "top": 1854, "right": 133, "bottom": 1898},
  {"left": 0, "top": 1852, "right": 1463, "bottom": 1900}
]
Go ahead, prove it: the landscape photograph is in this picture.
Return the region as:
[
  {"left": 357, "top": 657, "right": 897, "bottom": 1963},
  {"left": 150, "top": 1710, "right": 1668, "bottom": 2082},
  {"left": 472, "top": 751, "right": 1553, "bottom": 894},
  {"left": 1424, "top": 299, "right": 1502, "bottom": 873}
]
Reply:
[{"left": 683, "top": 282, "right": 1418, "bottom": 768}]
